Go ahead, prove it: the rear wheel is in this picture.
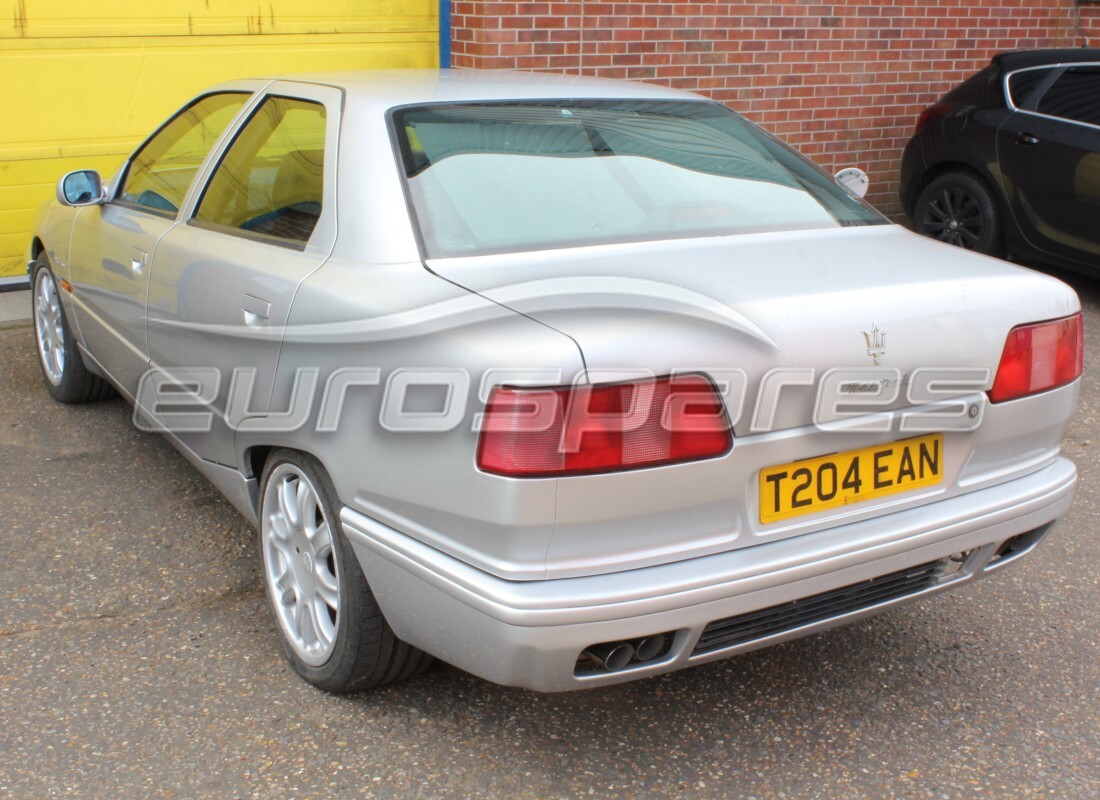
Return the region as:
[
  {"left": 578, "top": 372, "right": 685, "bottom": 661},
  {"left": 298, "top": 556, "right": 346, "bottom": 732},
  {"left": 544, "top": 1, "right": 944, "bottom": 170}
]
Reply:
[
  {"left": 914, "top": 172, "right": 1002, "bottom": 257},
  {"left": 258, "top": 450, "right": 432, "bottom": 692},
  {"left": 31, "top": 253, "right": 114, "bottom": 403}
]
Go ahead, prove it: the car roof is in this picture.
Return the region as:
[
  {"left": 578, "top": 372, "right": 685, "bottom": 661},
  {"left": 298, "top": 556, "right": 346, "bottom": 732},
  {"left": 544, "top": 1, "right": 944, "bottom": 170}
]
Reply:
[
  {"left": 992, "top": 47, "right": 1100, "bottom": 71},
  {"left": 257, "top": 69, "right": 702, "bottom": 108}
]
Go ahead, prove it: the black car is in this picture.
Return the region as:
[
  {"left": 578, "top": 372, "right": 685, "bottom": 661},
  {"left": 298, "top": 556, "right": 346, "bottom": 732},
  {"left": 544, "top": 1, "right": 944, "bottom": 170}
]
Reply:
[{"left": 901, "top": 48, "right": 1100, "bottom": 272}]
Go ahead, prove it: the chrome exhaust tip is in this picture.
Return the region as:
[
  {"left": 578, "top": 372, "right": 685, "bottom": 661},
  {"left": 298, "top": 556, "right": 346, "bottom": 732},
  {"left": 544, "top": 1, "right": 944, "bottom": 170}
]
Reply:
[
  {"left": 634, "top": 634, "right": 668, "bottom": 662},
  {"left": 584, "top": 642, "right": 635, "bottom": 671}
]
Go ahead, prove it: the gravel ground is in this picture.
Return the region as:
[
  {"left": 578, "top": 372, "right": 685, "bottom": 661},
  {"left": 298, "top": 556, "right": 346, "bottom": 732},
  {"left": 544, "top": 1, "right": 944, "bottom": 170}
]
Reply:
[{"left": 1, "top": 270, "right": 1098, "bottom": 800}]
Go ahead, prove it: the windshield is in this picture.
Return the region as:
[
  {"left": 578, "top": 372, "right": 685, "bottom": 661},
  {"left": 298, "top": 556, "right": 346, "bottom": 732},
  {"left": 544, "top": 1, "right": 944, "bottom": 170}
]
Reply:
[{"left": 392, "top": 99, "right": 884, "bottom": 258}]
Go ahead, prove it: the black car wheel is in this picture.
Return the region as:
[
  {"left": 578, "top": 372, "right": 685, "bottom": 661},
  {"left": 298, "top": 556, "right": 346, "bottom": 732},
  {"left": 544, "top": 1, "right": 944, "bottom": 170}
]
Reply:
[{"left": 914, "top": 172, "right": 1002, "bottom": 256}]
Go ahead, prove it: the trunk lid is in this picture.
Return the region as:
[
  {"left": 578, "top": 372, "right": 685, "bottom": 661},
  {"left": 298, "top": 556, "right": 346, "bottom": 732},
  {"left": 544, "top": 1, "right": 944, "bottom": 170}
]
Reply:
[{"left": 428, "top": 225, "right": 1078, "bottom": 435}]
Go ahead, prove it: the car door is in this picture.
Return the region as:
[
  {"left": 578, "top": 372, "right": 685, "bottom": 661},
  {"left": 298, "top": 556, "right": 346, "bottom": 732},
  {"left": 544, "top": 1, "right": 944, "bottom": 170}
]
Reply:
[
  {"left": 66, "top": 90, "right": 256, "bottom": 398},
  {"left": 144, "top": 82, "right": 341, "bottom": 468},
  {"left": 997, "top": 63, "right": 1100, "bottom": 266}
]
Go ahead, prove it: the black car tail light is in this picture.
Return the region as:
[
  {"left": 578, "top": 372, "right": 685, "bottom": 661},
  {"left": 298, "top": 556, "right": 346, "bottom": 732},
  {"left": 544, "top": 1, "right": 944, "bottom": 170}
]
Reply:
[{"left": 915, "top": 102, "right": 955, "bottom": 133}]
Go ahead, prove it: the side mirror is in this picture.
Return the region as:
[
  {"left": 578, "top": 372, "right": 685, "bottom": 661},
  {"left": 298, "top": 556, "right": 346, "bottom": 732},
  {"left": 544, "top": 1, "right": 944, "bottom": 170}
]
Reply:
[
  {"left": 57, "top": 170, "right": 107, "bottom": 207},
  {"left": 834, "top": 167, "right": 869, "bottom": 199}
]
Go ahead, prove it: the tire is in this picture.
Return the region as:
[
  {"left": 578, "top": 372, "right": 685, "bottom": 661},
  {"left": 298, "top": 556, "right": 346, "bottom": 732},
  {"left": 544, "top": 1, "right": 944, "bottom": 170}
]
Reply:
[
  {"left": 31, "top": 253, "right": 115, "bottom": 403},
  {"left": 913, "top": 171, "right": 1003, "bottom": 257},
  {"left": 258, "top": 449, "right": 432, "bottom": 692}
]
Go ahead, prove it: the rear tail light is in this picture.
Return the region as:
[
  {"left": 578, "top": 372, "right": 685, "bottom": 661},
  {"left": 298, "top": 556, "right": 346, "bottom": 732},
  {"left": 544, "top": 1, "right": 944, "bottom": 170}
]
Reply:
[
  {"left": 915, "top": 101, "right": 954, "bottom": 133},
  {"left": 989, "top": 313, "right": 1083, "bottom": 403},
  {"left": 477, "top": 374, "right": 732, "bottom": 477}
]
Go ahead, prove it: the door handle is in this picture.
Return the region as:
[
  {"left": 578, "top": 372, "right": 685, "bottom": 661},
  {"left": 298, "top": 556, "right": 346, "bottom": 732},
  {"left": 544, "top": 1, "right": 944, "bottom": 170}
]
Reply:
[
  {"left": 130, "top": 248, "right": 147, "bottom": 275},
  {"left": 242, "top": 293, "right": 271, "bottom": 327},
  {"left": 1016, "top": 132, "right": 1040, "bottom": 146}
]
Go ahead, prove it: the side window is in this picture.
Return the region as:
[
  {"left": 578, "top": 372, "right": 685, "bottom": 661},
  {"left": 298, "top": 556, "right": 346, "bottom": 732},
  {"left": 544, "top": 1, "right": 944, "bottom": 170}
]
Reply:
[
  {"left": 194, "top": 96, "right": 326, "bottom": 247},
  {"left": 120, "top": 93, "right": 248, "bottom": 215},
  {"left": 1036, "top": 66, "right": 1100, "bottom": 126},
  {"left": 1007, "top": 67, "right": 1055, "bottom": 109}
]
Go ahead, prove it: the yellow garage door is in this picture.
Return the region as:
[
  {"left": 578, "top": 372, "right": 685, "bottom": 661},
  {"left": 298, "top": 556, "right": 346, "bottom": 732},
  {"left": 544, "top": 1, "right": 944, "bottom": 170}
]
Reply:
[{"left": 0, "top": 0, "right": 438, "bottom": 279}]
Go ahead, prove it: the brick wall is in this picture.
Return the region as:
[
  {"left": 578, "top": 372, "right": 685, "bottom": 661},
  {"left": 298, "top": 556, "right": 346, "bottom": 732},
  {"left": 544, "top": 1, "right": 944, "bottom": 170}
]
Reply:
[{"left": 450, "top": 1, "right": 1098, "bottom": 218}]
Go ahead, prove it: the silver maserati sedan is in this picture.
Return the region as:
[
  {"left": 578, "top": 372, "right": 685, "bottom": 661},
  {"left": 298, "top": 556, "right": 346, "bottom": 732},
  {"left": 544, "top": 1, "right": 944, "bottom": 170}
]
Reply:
[{"left": 28, "top": 70, "right": 1081, "bottom": 692}]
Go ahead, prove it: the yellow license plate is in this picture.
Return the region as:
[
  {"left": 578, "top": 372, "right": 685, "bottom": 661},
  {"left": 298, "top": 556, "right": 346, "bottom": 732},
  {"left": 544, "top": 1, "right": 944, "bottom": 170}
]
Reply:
[{"left": 759, "top": 433, "right": 943, "bottom": 525}]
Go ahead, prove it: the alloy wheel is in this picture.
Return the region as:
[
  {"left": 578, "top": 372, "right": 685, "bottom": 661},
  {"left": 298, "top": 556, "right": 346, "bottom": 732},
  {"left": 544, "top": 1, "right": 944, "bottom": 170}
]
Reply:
[
  {"left": 921, "top": 186, "right": 984, "bottom": 249},
  {"left": 262, "top": 463, "right": 342, "bottom": 666},
  {"left": 34, "top": 269, "right": 66, "bottom": 385}
]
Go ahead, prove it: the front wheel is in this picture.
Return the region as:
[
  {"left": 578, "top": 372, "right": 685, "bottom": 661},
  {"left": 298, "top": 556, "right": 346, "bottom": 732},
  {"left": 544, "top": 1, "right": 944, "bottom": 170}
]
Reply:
[
  {"left": 913, "top": 172, "right": 1003, "bottom": 257},
  {"left": 258, "top": 450, "right": 432, "bottom": 692},
  {"left": 31, "top": 253, "right": 114, "bottom": 403}
]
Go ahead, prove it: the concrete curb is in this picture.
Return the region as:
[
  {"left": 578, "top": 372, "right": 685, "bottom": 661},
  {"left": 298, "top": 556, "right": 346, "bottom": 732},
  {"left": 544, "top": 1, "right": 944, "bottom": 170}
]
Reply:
[{"left": 0, "top": 289, "right": 31, "bottom": 327}]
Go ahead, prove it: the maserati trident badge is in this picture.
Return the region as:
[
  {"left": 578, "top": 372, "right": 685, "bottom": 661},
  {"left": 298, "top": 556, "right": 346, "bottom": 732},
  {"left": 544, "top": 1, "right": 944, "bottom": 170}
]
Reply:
[{"left": 863, "top": 324, "right": 887, "bottom": 365}]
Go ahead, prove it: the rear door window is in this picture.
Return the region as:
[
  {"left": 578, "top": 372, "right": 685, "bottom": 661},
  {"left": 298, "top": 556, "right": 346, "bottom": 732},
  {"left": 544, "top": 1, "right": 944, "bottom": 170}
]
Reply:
[
  {"left": 1007, "top": 67, "right": 1057, "bottom": 110},
  {"left": 1035, "top": 66, "right": 1100, "bottom": 126},
  {"left": 193, "top": 96, "right": 327, "bottom": 247}
]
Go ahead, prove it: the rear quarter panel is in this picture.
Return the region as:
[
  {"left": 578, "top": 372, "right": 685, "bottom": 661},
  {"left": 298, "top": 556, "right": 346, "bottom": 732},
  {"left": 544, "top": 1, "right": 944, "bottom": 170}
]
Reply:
[{"left": 240, "top": 256, "right": 588, "bottom": 580}]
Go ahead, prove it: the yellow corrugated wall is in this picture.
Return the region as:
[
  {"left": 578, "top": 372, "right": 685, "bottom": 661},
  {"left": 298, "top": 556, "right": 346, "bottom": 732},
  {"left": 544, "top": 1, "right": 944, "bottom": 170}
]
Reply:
[{"left": 0, "top": 1, "right": 439, "bottom": 278}]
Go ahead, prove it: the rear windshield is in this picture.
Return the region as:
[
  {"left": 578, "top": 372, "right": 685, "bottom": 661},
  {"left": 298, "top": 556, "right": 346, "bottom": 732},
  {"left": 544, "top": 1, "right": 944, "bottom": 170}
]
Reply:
[{"left": 391, "top": 100, "right": 884, "bottom": 258}]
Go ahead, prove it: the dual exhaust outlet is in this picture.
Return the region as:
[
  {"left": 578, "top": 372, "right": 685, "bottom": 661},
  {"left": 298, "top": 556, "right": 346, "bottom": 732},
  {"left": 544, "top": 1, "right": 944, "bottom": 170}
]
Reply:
[{"left": 583, "top": 634, "right": 670, "bottom": 672}]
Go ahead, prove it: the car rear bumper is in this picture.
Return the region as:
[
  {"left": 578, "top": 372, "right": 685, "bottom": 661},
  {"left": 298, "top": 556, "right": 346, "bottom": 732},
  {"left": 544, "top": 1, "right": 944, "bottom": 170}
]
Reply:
[{"left": 341, "top": 456, "right": 1075, "bottom": 692}]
